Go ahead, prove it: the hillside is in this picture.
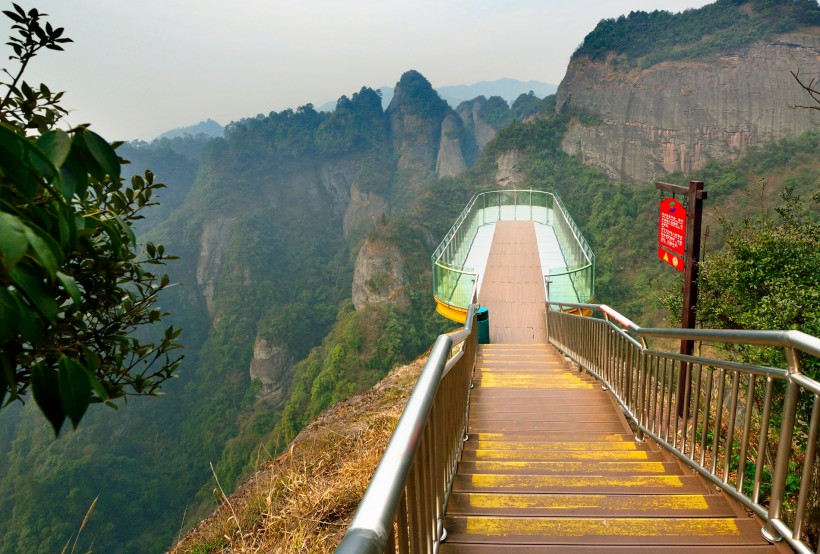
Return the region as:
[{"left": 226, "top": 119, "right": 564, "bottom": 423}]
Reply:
[
  {"left": 172, "top": 124, "right": 818, "bottom": 550},
  {"left": 2, "top": 2, "right": 818, "bottom": 552},
  {"left": 557, "top": 0, "right": 820, "bottom": 184},
  {"left": 0, "top": 71, "right": 544, "bottom": 554}
]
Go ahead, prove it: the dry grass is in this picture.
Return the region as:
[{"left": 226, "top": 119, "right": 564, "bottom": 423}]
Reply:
[{"left": 171, "top": 357, "right": 425, "bottom": 554}]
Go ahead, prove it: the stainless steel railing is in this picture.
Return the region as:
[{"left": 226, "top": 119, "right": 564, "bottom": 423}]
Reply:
[
  {"left": 547, "top": 301, "right": 820, "bottom": 554},
  {"left": 335, "top": 305, "right": 478, "bottom": 554}
]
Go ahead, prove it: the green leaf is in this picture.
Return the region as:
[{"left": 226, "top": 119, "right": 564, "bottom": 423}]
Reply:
[
  {"left": 22, "top": 224, "right": 60, "bottom": 279},
  {"left": 58, "top": 357, "right": 91, "bottom": 429},
  {"left": 56, "top": 271, "right": 81, "bottom": 305},
  {"left": 0, "top": 212, "right": 29, "bottom": 270},
  {"left": 111, "top": 211, "right": 136, "bottom": 246},
  {"left": 100, "top": 220, "right": 121, "bottom": 257},
  {"left": 56, "top": 202, "right": 77, "bottom": 250},
  {"left": 16, "top": 295, "right": 44, "bottom": 342},
  {"left": 81, "top": 130, "right": 120, "bottom": 181},
  {"left": 31, "top": 362, "right": 65, "bottom": 435},
  {"left": 9, "top": 265, "right": 58, "bottom": 321},
  {"left": 0, "top": 126, "right": 37, "bottom": 200},
  {"left": 58, "top": 150, "right": 83, "bottom": 199},
  {"left": 3, "top": 9, "right": 25, "bottom": 23},
  {"left": 35, "top": 129, "right": 71, "bottom": 169},
  {"left": 0, "top": 288, "right": 21, "bottom": 342}
]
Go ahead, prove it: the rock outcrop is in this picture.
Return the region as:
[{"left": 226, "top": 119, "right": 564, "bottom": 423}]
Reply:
[
  {"left": 556, "top": 31, "right": 820, "bottom": 184},
  {"left": 457, "top": 97, "right": 502, "bottom": 150},
  {"left": 343, "top": 181, "right": 388, "bottom": 239},
  {"left": 387, "top": 70, "right": 473, "bottom": 197},
  {"left": 249, "top": 335, "right": 294, "bottom": 404},
  {"left": 196, "top": 216, "right": 234, "bottom": 317},
  {"left": 351, "top": 239, "right": 409, "bottom": 310},
  {"left": 495, "top": 150, "right": 525, "bottom": 188},
  {"left": 436, "top": 113, "right": 468, "bottom": 178}
]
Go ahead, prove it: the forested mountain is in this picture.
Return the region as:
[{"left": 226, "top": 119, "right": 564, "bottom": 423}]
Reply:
[
  {"left": 2, "top": 1, "right": 818, "bottom": 552},
  {"left": 558, "top": 0, "right": 820, "bottom": 183},
  {"left": 154, "top": 118, "right": 224, "bottom": 141},
  {"left": 0, "top": 71, "right": 543, "bottom": 554}
]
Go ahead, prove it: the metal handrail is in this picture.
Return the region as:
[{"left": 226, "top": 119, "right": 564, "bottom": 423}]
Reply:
[
  {"left": 335, "top": 304, "right": 479, "bottom": 553},
  {"left": 547, "top": 301, "right": 820, "bottom": 554}
]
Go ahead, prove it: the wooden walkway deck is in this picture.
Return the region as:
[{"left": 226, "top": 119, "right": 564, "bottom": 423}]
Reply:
[
  {"left": 440, "top": 344, "right": 786, "bottom": 552},
  {"left": 440, "top": 222, "right": 784, "bottom": 551},
  {"left": 478, "top": 221, "right": 547, "bottom": 344}
]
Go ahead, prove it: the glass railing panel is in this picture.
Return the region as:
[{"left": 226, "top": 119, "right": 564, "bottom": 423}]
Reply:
[
  {"left": 433, "top": 261, "right": 476, "bottom": 308},
  {"left": 433, "top": 189, "right": 595, "bottom": 311}
]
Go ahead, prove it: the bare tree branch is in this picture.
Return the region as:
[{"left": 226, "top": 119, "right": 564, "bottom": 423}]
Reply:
[{"left": 791, "top": 69, "right": 820, "bottom": 111}]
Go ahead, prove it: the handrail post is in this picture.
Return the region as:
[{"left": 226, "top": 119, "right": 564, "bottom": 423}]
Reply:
[{"left": 761, "top": 347, "right": 801, "bottom": 543}]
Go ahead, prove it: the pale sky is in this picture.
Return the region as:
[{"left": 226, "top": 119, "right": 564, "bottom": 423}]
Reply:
[{"left": 7, "top": 1, "right": 711, "bottom": 141}]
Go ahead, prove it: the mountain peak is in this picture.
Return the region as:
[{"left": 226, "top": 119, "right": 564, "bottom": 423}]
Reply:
[{"left": 387, "top": 70, "right": 449, "bottom": 117}]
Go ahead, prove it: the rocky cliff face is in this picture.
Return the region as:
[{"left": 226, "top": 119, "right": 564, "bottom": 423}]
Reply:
[
  {"left": 495, "top": 150, "right": 526, "bottom": 188},
  {"left": 196, "top": 216, "right": 235, "bottom": 317},
  {"left": 436, "top": 113, "right": 468, "bottom": 178},
  {"left": 343, "top": 181, "right": 388, "bottom": 239},
  {"left": 351, "top": 239, "right": 409, "bottom": 310},
  {"left": 387, "top": 70, "right": 474, "bottom": 196},
  {"left": 249, "top": 335, "right": 294, "bottom": 404},
  {"left": 457, "top": 97, "right": 502, "bottom": 150},
  {"left": 556, "top": 31, "right": 820, "bottom": 184}
]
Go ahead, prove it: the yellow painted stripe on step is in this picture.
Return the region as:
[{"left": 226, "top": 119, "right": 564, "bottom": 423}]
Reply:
[
  {"left": 467, "top": 493, "right": 710, "bottom": 511},
  {"left": 464, "top": 517, "right": 740, "bottom": 537},
  {"left": 479, "top": 342, "right": 549, "bottom": 344},
  {"left": 473, "top": 450, "right": 652, "bottom": 461},
  {"left": 476, "top": 441, "right": 639, "bottom": 451},
  {"left": 476, "top": 356, "right": 566, "bottom": 362},
  {"left": 478, "top": 375, "right": 592, "bottom": 388},
  {"left": 469, "top": 474, "right": 685, "bottom": 489},
  {"left": 474, "top": 433, "right": 629, "bottom": 442},
  {"left": 470, "top": 461, "right": 669, "bottom": 473}
]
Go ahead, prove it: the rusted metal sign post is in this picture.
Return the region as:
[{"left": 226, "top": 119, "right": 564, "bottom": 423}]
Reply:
[{"left": 656, "top": 181, "right": 706, "bottom": 416}]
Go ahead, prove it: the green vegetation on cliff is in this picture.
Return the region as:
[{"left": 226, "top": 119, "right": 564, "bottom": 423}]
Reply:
[{"left": 573, "top": 0, "right": 820, "bottom": 68}]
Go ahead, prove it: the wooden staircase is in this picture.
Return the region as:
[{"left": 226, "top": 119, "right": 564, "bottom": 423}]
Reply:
[{"left": 439, "top": 343, "right": 788, "bottom": 553}]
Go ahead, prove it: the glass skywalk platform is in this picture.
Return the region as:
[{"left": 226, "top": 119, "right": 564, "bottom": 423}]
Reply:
[{"left": 432, "top": 190, "right": 595, "bottom": 323}]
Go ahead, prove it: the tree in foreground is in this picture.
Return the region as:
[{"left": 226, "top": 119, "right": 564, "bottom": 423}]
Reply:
[{"left": 0, "top": 4, "right": 182, "bottom": 434}]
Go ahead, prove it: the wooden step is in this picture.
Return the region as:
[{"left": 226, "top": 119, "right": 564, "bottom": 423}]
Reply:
[
  {"left": 452, "top": 474, "right": 709, "bottom": 494},
  {"left": 460, "top": 449, "right": 669, "bottom": 462},
  {"left": 468, "top": 421, "right": 629, "bottom": 433},
  {"left": 462, "top": 440, "right": 651, "bottom": 452},
  {"left": 445, "top": 492, "right": 736, "bottom": 517},
  {"left": 439, "top": 544, "right": 782, "bottom": 553},
  {"left": 443, "top": 343, "right": 778, "bottom": 551},
  {"left": 442, "top": 516, "right": 772, "bottom": 546},
  {"left": 469, "top": 432, "right": 635, "bottom": 442},
  {"left": 457, "top": 460, "right": 683, "bottom": 475}
]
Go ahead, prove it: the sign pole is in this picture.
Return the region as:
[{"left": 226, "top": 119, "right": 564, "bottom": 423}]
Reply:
[
  {"left": 678, "top": 181, "right": 705, "bottom": 415},
  {"left": 656, "top": 181, "right": 707, "bottom": 416}
]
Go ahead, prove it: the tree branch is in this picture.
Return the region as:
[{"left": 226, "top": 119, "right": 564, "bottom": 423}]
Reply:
[{"left": 791, "top": 69, "right": 820, "bottom": 111}]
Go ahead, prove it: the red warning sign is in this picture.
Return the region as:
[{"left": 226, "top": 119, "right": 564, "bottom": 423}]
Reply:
[
  {"left": 658, "top": 247, "right": 684, "bottom": 272},
  {"left": 659, "top": 197, "right": 686, "bottom": 256}
]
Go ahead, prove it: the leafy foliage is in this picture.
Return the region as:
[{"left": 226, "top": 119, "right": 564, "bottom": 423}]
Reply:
[
  {"left": 0, "top": 5, "right": 181, "bottom": 434},
  {"left": 670, "top": 184, "right": 820, "bottom": 370},
  {"left": 388, "top": 70, "right": 449, "bottom": 119},
  {"left": 511, "top": 92, "right": 555, "bottom": 120},
  {"left": 573, "top": 0, "right": 820, "bottom": 68},
  {"left": 477, "top": 95, "right": 514, "bottom": 129}
]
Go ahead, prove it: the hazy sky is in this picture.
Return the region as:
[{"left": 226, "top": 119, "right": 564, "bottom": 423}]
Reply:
[{"left": 8, "top": 1, "right": 711, "bottom": 141}]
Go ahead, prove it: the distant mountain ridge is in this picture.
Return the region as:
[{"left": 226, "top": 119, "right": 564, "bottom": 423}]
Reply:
[
  {"left": 155, "top": 117, "right": 223, "bottom": 141},
  {"left": 319, "top": 78, "right": 557, "bottom": 112}
]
